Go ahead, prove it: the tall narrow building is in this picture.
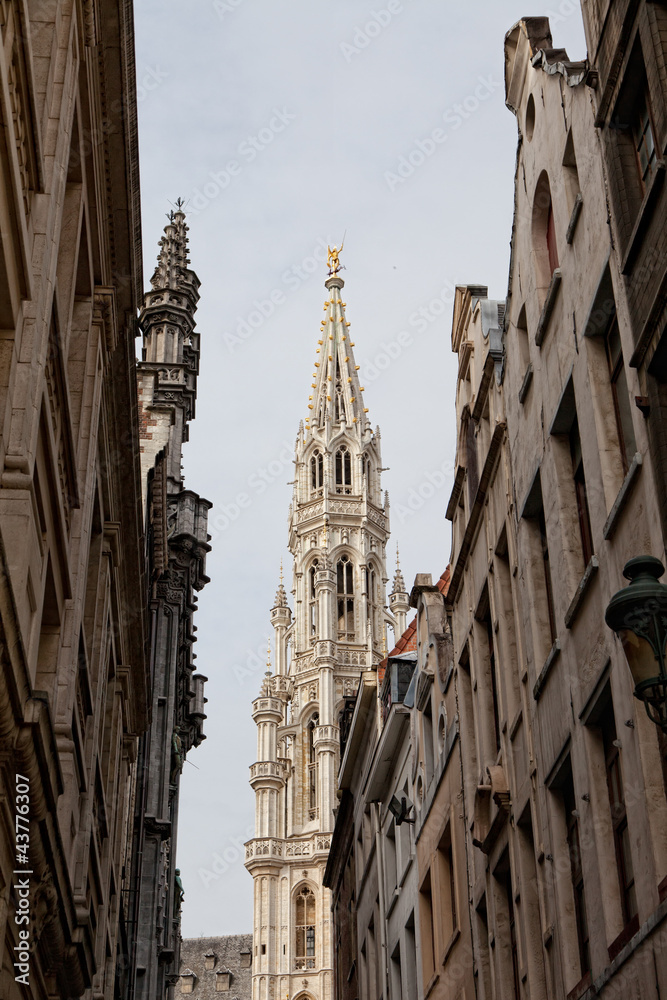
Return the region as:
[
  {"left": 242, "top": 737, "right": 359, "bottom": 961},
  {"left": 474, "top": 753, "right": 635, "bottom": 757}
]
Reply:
[
  {"left": 127, "top": 204, "right": 212, "bottom": 1000},
  {"left": 245, "top": 253, "right": 391, "bottom": 1000}
]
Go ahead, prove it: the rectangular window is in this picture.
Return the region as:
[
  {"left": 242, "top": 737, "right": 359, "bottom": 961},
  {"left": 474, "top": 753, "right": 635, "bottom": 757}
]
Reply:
[
  {"left": 538, "top": 507, "right": 557, "bottom": 646},
  {"left": 634, "top": 88, "right": 656, "bottom": 189},
  {"left": 547, "top": 202, "right": 559, "bottom": 275},
  {"left": 419, "top": 870, "right": 436, "bottom": 981},
  {"left": 563, "top": 769, "right": 591, "bottom": 978},
  {"left": 569, "top": 417, "right": 594, "bottom": 565},
  {"left": 604, "top": 315, "right": 636, "bottom": 473},
  {"left": 601, "top": 704, "right": 638, "bottom": 926},
  {"left": 437, "top": 826, "right": 457, "bottom": 944}
]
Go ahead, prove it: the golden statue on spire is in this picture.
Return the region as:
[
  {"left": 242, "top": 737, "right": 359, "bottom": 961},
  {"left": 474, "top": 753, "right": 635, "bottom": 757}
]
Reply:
[{"left": 327, "top": 238, "right": 344, "bottom": 275}]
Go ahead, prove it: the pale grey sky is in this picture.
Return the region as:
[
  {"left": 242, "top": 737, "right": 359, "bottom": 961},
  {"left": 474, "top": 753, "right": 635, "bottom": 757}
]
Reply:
[{"left": 133, "top": 0, "right": 587, "bottom": 936}]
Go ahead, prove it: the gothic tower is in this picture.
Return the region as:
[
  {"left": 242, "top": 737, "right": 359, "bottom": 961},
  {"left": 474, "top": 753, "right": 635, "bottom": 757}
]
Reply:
[
  {"left": 245, "top": 254, "right": 392, "bottom": 1000},
  {"left": 128, "top": 204, "right": 211, "bottom": 1000}
]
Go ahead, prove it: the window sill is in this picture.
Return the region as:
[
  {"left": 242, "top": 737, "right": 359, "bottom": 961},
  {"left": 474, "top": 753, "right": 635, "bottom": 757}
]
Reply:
[
  {"left": 441, "top": 927, "right": 460, "bottom": 966},
  {"left": 602, "top": 452, "right": 642, "bottom": 540},
  {"left": 424, "top": 971, "right": 440, "bottom": 999},
  {"left": 608, "top": 913, "right": 640, "bottom": 962},
  {"left": 565, "top": 192, "right": 583, "bottom": 245},
  {"left": 533, "top": 640, "right": 561, "bottom": 701},
  {"left": 621, "top": 160, "right": 665, "bottom": 275},
  {"left": 518, "top": 363, "right": 533, "bottom": 404},
  {"left": 564, "top": 556, "right": 599, "bottom": 629},
  {"left": 567, "top": 971, "right": 592, "bottom": 1000},
  {"left": 535, "top": 269, "right": 562, "bottom": 347}
]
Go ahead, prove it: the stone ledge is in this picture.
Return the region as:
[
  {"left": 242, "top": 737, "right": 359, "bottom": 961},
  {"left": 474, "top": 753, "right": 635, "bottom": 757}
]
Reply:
[
  {"left": 533, "top": 640, "right": 561, "bottom": 701},
  {"left": 535, "top": 269, "right": 562, "bottom": 347},
  {"left": 564, "top": 556, "right": 599, "bottom": 629},
  {"left": 518, "top": 363, "right": 533, "bottom": 404},
  {"left": 603, "top": 452, "right": 642, "bottom": 540}
]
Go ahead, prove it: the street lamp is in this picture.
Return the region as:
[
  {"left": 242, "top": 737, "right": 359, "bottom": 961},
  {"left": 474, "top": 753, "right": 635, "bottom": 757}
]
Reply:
[{"left": 605, "top": 556, "right": 667, "bottom": 732}]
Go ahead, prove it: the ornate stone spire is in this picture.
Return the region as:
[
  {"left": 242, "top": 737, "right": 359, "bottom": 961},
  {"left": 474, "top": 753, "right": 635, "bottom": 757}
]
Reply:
[
  {"left": 389, "top": 545, "right": 410, "bottom": 641},
  {"left": 392, "top": 545, "right": 406, "bottom": 595},
  {"left": 273, "top": 560, "right": 288, "bottom": 609},
  {"left": 306, "top": 255, "right": 369, "bottom": 432},
  {"left": 150, "top": 199, "right": 193, "bottom": 292}
]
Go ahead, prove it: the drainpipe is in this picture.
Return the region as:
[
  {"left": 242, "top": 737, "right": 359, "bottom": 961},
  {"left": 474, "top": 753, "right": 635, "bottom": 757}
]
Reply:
[{"left": 373, "top": 802, "right": 390, "bottom": 1000}]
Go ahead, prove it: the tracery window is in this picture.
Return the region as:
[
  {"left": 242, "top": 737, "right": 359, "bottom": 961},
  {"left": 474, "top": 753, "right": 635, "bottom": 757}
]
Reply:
[
  {"left": 337, "top": 556, "right": 355, "bottom": 640},
  {"left": 308, "top": 715, "right": 319, "bottom": 819},
  {"left": 309, "top": 561, "right": 319, "bottom": 642},
  {"left": 310, "top": 449, "right": 323, "bottom": 495},
  {"left": 335, "top": 445, "right": 352, "bottom": 494},
  {"left": 295, "top": 886, "right": 316, "bottom": 969}
]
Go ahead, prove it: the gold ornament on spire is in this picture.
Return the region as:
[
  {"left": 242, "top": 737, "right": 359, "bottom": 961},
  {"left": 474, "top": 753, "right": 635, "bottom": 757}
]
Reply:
[{"left": 327, "top": 237, "right": 345, "bottom": 275}]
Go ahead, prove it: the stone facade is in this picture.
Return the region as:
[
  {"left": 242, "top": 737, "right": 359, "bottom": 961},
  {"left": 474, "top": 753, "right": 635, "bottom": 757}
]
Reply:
[
  {"left": 177, "top": 935, "right": 253, "bottom": 1000},
  {"left": 325, "top": 12, "right": 667, "bottom": 1000},
  {"left": 127, "top": 207, "right": 212, "bottom": 1000},
  {"left": 245, "top": 263, "right": 396, "bottom": 1000},
  {"left": 0, "top": 2, "right": 147, "bottom": 998}
]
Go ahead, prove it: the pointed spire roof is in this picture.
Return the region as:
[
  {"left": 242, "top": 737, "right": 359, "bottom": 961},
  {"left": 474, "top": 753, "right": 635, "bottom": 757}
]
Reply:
[
  {"left": 273, "top": 560, "right": 288, "bottom": 608},
  {"left": 150, "top": 199, "right": 196, "bottom": 295},
  {"left": 306, "top": 256, "right": 369, "bottom": 431},
  {"left": 391, "top": 546, "right": 407, "bottom": 596}
]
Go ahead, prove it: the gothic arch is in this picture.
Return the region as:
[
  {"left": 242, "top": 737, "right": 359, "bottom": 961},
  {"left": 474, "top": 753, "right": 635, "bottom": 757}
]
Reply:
[{"left": 532, "top": 169, "right": 558, "bottom": 294}]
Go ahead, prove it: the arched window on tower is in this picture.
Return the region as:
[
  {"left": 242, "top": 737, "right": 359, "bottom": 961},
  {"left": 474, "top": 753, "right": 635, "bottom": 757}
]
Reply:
[
  {"left": 335, "top": 445, "right": 352, "bottom": 495},
  {"left": 370, "top": 567, "right": 377, "bottom": 640},
  {"left": 337, "top": 556, "right": 355, "bottom": 641},
  {"left": 295, "top": 886, "right": 316, "bottom": 970},
  {"left": 362, "top": 454, "right": 373, "bottom": 493},
  {"left": 309, "top": 561, "right": 319, "bottom": 642},
  {"left": 307, "top": 714, "right": 319, "bottom": 820},
  {"left": 310, "top": 449, "right": 323, "bottom": 496}
]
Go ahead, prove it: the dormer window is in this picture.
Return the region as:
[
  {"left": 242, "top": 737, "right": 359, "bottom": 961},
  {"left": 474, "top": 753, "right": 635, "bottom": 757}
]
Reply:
[
  {"left": 216, "top": 969, "right": 232, "bottom": 991},
  {"left": 240, "top": 950, "right": 252, "bottom": 969},
  {"left": 180, "top": 970, "right": 196, "bottom": 994},
  {"left": 335, "top": 445, "right": 352, "bottom": 494},
  {"left": 204, "top": 951, "right": 217, "bottom": 971}
]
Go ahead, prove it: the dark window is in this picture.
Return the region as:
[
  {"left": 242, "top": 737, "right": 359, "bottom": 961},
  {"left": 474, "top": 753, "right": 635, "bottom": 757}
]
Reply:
[
  {"left": 634, "top": 88, "right": 656, "bottom": 190},
  {"left": 309, "top": 561, "right": 319, "bottom": 640},
  {"left": 569, "top": 417, "right": 594, "bottom": 565},
  {"left": 601, "top": 704, "right": 637, "bottom": 926},
  {"left": 308, "top": 716, "right": 318, "bottom": 817},
  {"left": 604, "top": 316, "right": 636, "bottom": 473},
  {"left": 337, "top": 556, "right": 355, "bottom": 640},
  {"left": 547, "top": 201, "right": 559, "bottom": 275},
  {"left": 505, "top": 870, "right": 521, "bottom": 999},
  {"left": 485, "top": 611, "right": 501, "bottom": 755},
  {"left": 311, "top": 450, "right": 323, "bottom": 491},
  {"left": 563, "top": 770, "right": 591, "bottom": 978},
  {"left": 295, "top": 887, "right": 316, "bottom": 968},
  {"left": 335, "top": 445, "right": 352, "bottom": 494},
  {"left": 538, "top": 507, "right": 557, "bottom": 646}
]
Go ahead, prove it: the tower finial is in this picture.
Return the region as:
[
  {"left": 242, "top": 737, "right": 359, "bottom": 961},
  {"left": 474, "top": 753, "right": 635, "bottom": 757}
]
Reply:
[
  {"left": 391, "top": 544, "right": 406, "bottom": 596},
  {"left": 327, "top": 236, "right": 345, "bottom": 275}
]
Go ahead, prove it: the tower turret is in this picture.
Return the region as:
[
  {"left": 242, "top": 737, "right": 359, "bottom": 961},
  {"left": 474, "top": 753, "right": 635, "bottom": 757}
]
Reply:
[{"left": 389, "top": 546, "right": 410, "bottom": 639}]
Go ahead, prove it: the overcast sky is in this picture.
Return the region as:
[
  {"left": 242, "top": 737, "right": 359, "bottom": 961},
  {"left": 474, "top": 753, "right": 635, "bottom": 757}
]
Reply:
[{"left": 133, "top": 0, "right": 587, "bottom": 938}]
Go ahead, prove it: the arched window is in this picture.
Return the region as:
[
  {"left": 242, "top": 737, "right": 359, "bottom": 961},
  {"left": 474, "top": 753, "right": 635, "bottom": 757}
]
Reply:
[
  {"left": 307, "top": 715, "right": 319, "bottom": 819},
  {"left": 335, "top": 445, "right": 352, "bottom": 494},
  {"left": 337, "top": 556, "right": 354, "bottom": 640},
  {"left": 310, "top": 450, "right": 323, "bottom": 494},
  {"left": 309, "top": 561, "right": 319, "bottom": 642},
  {"left": 295, "top": 886, "right": 316, "bottom": 969},
  {"left": 532, "top": 171, "right": 558, "bottom": 294}
]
